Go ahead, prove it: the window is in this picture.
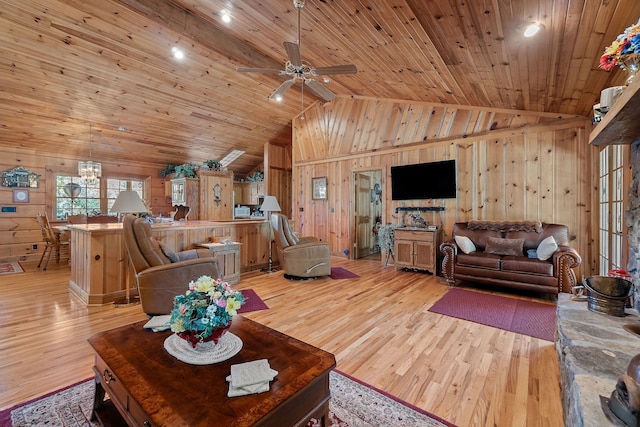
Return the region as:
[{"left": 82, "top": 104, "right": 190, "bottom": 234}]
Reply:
[
  {"left": 55, "top": 175, "right": 146, "bottom": 219},
  {"left": 106, "top": 178, "right": 145, "bottom": 213},
  {"left": 56, "top": 176, "right": 101, "bottom": 219},
  {"left": 599, "top": 145, "right": 628, "bottom": 274}
]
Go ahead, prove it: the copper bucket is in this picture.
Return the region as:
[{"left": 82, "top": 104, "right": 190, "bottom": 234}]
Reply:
[{"left": 584, "top": 276, "right": 632, "bottom": 317}]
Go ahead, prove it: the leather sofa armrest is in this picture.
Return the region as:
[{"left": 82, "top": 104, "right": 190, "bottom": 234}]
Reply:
[
  {"left": 440, "top": 241, "right": 457, "bottom": 286},
  {"left": 552, "top": 245, "right": 582, "bottom": 293}
]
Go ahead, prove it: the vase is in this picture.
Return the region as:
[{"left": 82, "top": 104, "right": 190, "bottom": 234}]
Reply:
[
  {"left": 177, "top": 323, "right": 231, "bottom": 348},
  {"left": 622, "top": 55, "right": 640, "bottom": 86}
]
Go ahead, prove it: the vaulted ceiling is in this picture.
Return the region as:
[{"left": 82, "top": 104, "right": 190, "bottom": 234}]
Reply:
[{"left": 1, "top": 0, "right": 639, "bottom": 175}]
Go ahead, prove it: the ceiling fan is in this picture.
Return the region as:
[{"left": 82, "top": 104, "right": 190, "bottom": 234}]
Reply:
[{"left": 236, "top": 0, "right": 357, "bottom": 102}]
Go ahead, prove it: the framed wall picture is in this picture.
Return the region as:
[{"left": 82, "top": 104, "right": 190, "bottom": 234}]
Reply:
[
  {"left": 13, "top": 189, "right": 29, "bottom": 203},
  {"left": 312, "top": 177, "right": 327, "bottom": 200}
]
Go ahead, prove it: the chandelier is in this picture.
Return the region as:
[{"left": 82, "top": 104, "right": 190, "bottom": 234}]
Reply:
[{"left": 78, "top": 123, "right": 102, "bottom": 182}]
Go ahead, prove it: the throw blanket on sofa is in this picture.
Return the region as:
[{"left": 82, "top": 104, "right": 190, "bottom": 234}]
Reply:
[{"left": 467, "top": 220, "right": 543, "bottom": 233}]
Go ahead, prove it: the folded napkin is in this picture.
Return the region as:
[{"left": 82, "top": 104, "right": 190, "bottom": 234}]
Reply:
[
  {"left": 143, "top": 315, "right": 171, "bottom": 332},
  {"left": 227, "top": 359, "right": 278, "bottom": 397}
]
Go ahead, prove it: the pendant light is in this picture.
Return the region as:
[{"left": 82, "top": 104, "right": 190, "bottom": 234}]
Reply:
[{"left": 78, "top": 123, "right": 102, "bottom": 182}]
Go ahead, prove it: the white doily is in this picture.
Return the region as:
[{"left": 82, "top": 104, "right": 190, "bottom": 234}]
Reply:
[{"left": 164, "top": 332, "right": 243, "bottom": 365}]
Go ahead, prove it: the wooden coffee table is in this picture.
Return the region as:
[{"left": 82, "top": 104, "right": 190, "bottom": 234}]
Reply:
[{"left": 88, "top": 316, "right": 336, "bottom": 426}]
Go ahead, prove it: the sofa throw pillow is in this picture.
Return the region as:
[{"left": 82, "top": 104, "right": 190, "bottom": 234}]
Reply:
[
  {"left": 454, "top": 235, "right": 476, "bottom": 254},
  {"left": 537, "top": 236, "right": 558, "bottom": 260},
  {"left": 159, "top": 241, "right": 180, "bottom": 263},
  {"left": 485, "top": 237, "right": 524, "bottom": 256}
]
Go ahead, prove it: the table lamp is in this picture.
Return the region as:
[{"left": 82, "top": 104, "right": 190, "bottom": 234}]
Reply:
[
  {"left": 110, "top": 189, "right": 148, "bottom": 221},
  {"left": 110, "top": 185, "right": 148, "bottom": 306},
  {"left": 261, "top": 195, "right": 281, "bottom": 273}
]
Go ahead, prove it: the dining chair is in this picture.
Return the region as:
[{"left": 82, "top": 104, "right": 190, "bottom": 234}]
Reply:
[{"left": 36, "top": 212, "right": 70, "bottom": 270}]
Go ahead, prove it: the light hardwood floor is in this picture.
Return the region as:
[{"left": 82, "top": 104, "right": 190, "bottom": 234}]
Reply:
[{"left": 0, "top": 258, "right": 563, "bottom": 426}]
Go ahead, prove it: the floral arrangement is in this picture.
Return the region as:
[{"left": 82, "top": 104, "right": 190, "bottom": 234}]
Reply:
[
  {"left": 600, "top": 18, "right": 640, "bottom": 71},
  {"left": 169, "top": 275, "right": 246, "bottom": 346}
]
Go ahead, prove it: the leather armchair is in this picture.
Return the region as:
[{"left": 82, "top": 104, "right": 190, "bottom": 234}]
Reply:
[
  {"left": 123, "top": 216, "right": 221, "bottom": 315},
  {"left": 270, "top": 213, "right": 330, "bottom": 279}
]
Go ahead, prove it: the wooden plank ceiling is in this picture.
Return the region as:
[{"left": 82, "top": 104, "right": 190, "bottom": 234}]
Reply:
[{"left": 1, "top": 0, "right": 638, "bottom": 175}]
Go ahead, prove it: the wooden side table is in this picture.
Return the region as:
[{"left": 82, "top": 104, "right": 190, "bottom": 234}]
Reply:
[{"left": 198, "top": 242, "right": 241, "bottom": 284}]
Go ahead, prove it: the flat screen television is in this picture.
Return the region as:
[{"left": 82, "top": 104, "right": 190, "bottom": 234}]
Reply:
[{"left": 391, "top": 160, "right": 456, "bottom": 200}]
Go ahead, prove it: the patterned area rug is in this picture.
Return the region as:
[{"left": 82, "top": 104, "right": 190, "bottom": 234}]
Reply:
[
  {"left": 2, "top": 371, "right": 454, "bottom": 427},
  {"left": 428, "top": 287, "right": 556, "bottom": 341},
  {"left": 0, "top": 262, "right": 24, "bottom": 275},
  {"left": 329, "top": 267, "right": 360, "bottom": 279}
]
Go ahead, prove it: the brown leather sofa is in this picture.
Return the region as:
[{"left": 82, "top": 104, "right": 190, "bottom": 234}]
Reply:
[
  {"left": 123, "top": 216, "right": 221, "bottom": 314},
  {"left": 440, "top": 221, "right": 581, "bottom": 294},
  {"left": 271, "top": 213, "right": 331, "bottom": 279}
]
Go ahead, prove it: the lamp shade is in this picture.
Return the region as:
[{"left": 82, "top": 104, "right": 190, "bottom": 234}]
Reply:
[
  {"left": 110, "top": 190, "right": 148, "bottom": 214},
  {"left": 261, "top": 195, "right": 281, "bottom": 213}
]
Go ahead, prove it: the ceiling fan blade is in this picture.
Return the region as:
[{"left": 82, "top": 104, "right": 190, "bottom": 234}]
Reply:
[
  {"left": 312, "top": 64, "right": 358, "bottom": 75},
  {"left": 236, "top": 67, "right": 284, "bottom": 74},
  {"left": 283, "top": 42, "right": 302, "bottom": 67},
  {"left": 269, "top": 78, "right": 296, "bottom": 100},
  {"left": 304, "top": 79, "right": 336, "bottom": 101}
]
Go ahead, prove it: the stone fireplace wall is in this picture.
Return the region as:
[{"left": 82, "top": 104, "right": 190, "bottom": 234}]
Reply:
[{"left": 627, "top": 141, "right": 640, "bottom": 309}]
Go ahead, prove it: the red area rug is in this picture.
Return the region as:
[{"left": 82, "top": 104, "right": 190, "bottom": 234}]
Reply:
[
  {"left": 237, "top": 288, "right": 269, "bottom": 313},
  {"left": 329, "top": 267, "right": 360, "bottom": 279},
  {"left": 428, "top": 288, "right": 556, "bottom": 341}
]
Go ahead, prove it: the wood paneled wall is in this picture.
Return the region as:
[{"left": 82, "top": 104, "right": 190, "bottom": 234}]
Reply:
[
  {"left": 292, "top": 96, "right": 595, "bottom": 281},
  {"left": 0, "top": 148, "right": 172, "bottom": 263},
  {"left": 265, "top": 142, "right": 292, "bottom": 218}
]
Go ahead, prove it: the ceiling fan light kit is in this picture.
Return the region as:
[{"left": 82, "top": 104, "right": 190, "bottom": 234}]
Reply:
[{"left": 236, "top": 0, "right": 357, "bottom": 103}]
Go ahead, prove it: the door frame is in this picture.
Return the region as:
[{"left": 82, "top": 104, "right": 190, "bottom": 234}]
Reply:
[{"left": 350, "top": 168, "right": 383, "bottom": 260}]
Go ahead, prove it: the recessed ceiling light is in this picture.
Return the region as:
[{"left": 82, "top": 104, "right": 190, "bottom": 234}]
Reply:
[
  {"left": 522, "top": 22, "right": 543, "bottom": 38},
  {"left": 274, "top": 94, "right": 283, "bottom": 102},
  {"left": 220, "top": 10, "right": 232, "bottom": 23},
  {"left": 171, "top": 46, "right": 185, "bottom": 60}
]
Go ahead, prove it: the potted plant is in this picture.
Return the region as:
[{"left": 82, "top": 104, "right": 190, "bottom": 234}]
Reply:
[
  {"left": 246, "top": 171, "right": 264, "bottom": 182},
  {"left": 378, "top": 224, "right": 398, "bottom": 268},
  {"left": 160, "top": 164, "right": 177, "bottom": 177},
  {"left": 169, "top": 276, "right": 246, "bottom": 348},
  {"left": 174, "top": 163, "right": 197, "bottom": 178},
  {"left": 204, "top": 159, "right": 222, "bottom": 170}
]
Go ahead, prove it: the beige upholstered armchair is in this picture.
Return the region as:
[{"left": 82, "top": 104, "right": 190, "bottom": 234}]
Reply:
[
  {"left": 122, "top": 216, "right": 221, "bottom": 315},
  {"left": 270, "top": 213, "right": 331, "bottom": 279}
]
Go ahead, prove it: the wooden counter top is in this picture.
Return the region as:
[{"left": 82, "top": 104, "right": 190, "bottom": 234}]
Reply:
[{"left": 67, "top": 219, "right": 272, "bottom": 305}]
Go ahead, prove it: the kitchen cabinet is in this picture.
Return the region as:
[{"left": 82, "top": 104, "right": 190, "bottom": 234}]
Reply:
[
  {"left": 199, "top": 170, "right": 233, "bottom": 220},
  {"left": 171, "top": 177, "right": 199, "bottom": 220},
  {"left": 233, "top": 181, "right": 265, "bottom": 205},
  {"left": 394, "top": 228, "right": 442, "bottom": 274}
]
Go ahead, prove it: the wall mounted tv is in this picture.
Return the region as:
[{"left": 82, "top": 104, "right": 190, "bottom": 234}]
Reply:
[{"left": 391, "top": 160, "right": 457, "bottom": 200}]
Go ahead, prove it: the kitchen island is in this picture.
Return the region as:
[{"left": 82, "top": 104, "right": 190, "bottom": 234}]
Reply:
[{"left": 67, "top": 219, "right": 271, "bottom": 305}]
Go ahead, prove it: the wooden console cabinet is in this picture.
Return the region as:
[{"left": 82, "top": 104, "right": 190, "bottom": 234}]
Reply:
[
  {"left": 197, "top": 242, "right": 241, "bottom": 284},
  {"left": 394, "top": 228, "right": 442, "bottom": 274}
]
